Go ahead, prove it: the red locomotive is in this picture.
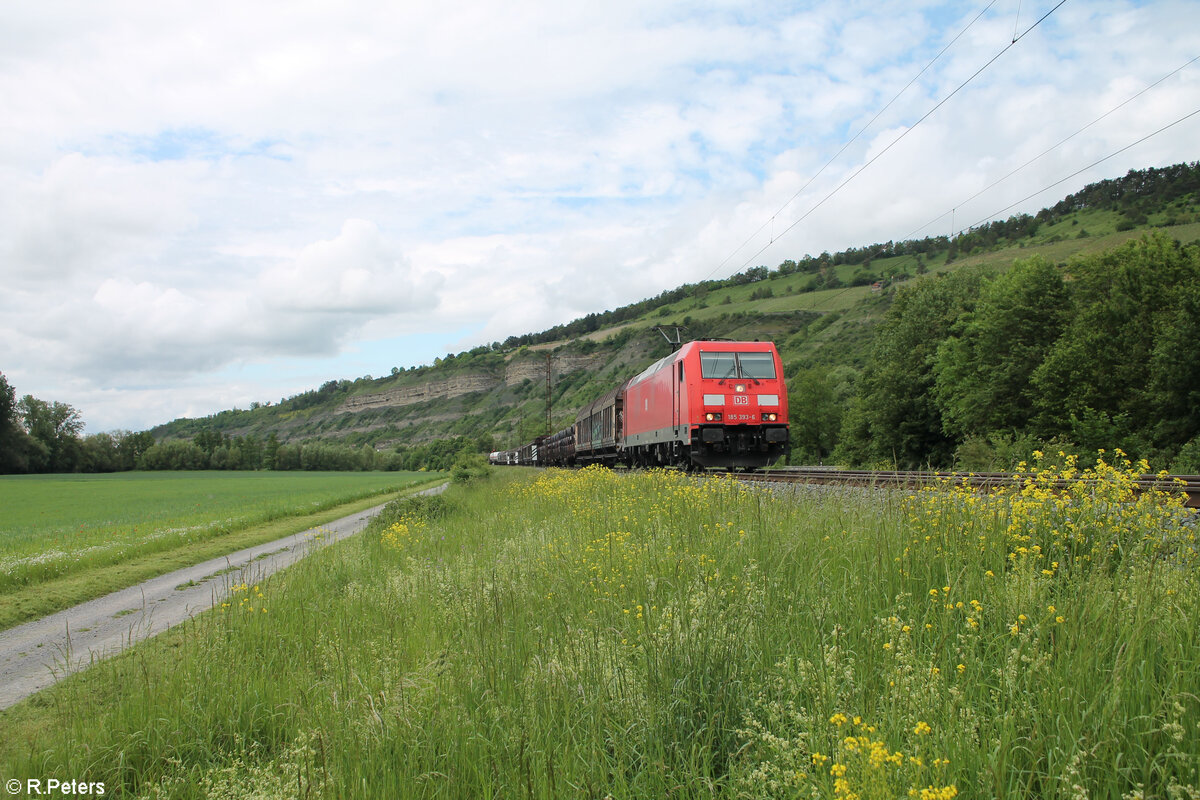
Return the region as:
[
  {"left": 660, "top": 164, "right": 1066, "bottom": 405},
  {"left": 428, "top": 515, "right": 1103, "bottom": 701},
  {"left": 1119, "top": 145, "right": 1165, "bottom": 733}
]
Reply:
[{"left": 494, "top": 339, "right": 789, "bottom": 471}]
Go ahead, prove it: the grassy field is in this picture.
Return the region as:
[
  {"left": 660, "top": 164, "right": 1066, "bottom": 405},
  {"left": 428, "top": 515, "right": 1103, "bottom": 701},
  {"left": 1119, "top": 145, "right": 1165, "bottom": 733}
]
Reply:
[
  {"left": 1, "top": 461, "right": 1196, "bottom": 798},
  {"left": 0, "top": 470, "right": 440, "bottom": 629}
]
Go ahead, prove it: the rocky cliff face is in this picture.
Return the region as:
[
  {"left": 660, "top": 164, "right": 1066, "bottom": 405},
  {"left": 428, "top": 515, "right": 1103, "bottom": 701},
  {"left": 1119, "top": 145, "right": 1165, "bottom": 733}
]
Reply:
[
  {"left": 500, "top": 352, "right": 609, "bottom": 387},
  {"left": 336, "top": 373, "right": 501, "bottom": 413},
  {"left": 335, "top": 352, "right": 609, "bottom": 415}
]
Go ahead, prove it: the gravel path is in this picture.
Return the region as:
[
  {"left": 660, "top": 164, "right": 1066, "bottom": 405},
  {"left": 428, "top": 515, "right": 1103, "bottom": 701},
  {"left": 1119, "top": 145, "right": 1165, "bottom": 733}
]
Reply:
[{"left": 0, "top": 483, "right": 447, "bottom": 710}]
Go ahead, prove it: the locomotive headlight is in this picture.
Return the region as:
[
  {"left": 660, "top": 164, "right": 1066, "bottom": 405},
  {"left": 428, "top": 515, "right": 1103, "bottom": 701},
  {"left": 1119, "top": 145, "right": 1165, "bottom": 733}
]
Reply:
[
  {"left": 762, "top": 412, "right": 777, "bottom": 422},
  {"left": 705, "top": 412, "right": 723, "bottom": 422},
  {"left": 734, "top": 384, "right": 746, "bottom": 393}
]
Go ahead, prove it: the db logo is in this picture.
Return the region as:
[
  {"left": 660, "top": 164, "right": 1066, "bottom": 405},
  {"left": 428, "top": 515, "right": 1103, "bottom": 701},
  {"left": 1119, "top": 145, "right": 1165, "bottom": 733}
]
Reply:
[{"left": 732, "top": 395, "right": 750, "bottom": 406}]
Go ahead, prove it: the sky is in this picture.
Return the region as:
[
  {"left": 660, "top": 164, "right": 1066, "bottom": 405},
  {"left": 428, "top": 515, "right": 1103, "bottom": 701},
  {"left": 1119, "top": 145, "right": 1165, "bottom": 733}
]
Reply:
[{"left": 2, "top": 0, "right": 1198, "bottom": 434}]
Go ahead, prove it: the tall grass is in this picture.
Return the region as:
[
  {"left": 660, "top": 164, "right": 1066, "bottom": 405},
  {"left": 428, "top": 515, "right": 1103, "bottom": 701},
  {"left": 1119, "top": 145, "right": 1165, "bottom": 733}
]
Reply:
[{"left": 1, "top": 459, "right": 1196, "bottom": 799}]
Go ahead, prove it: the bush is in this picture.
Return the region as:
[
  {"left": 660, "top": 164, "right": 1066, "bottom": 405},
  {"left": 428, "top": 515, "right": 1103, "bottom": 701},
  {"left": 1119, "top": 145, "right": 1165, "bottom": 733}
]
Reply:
[
  {"left": 450, "top": 452, "right": 491, "bottom": 484},
  {"left": 1171, "top": 435, "right": 1200, "bottom": 474},
  {"left": 374, "top": 493, "right": 452, "bottom": 530}
]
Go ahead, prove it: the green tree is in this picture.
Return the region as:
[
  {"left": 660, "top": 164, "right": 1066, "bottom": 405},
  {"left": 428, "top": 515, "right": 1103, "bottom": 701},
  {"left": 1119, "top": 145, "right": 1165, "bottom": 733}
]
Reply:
[
  {"left": 1147, "top": 281, "right": 1200, "bottom": 455},
  {"left": 933, "top": 255, "right": 1070, "bottom": 438},
  {"left": 274, "top": 443, "right": 302, "bottom": 470},
  {"left": 193, "top": 430, "right": 224, "bottom": 459},
  {"left": 838, "top": 269, "right": 986, "bottom": 468},
  {"left": 1031, "top": 233, "right": 1200, "bottom": 451},
  {"left": 80, "top": 432, "right": 122, "bottom": 472},
  {"left": 0, "top": 373, "right": 36, "bottom": 473},
  {"left": 118, "top": 431, "right": 156, "bottom": 470},
  {"left": 210, "top": 445, "right": 240, "bottom": 470},
  {"left": 235, "top": 434, "right": 263, "bottom": 470},
  {"left": 263, "top": 432, "right": 281, "bottom": 470},
  {"left": 18, "top": 395, "right": 84, "bottom": 473},
  {"left": 787, "top": 366, "right": 844, "bottom": 464}
]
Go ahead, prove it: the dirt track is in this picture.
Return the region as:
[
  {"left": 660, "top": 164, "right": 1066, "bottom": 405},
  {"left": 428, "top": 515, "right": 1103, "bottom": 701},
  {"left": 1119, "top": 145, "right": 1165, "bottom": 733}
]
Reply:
[{"left": 0, "top": 483, "right": 447, "bottom": 710}]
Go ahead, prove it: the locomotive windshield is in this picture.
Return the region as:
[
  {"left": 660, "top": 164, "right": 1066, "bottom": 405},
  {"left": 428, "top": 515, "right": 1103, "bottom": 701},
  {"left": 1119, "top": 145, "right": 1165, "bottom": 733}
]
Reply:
[
  {"left": 700, "top": 351, "right": 777, "bottom": 380},
  {"left": 700, "top": 352, "right": 738, "bottom": 379},
  {"left": 738, "top": 352, "right": 776, "bottom": 379}
]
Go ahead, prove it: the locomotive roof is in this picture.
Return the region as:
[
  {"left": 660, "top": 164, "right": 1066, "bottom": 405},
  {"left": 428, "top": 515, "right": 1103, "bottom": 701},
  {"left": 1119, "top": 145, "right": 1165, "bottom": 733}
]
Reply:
[
  {"left": 626, "top": 340, "right": 778, "bottom": 387},
  {"left": 689, "top": 339, "right": 776, "bottom": 350}
]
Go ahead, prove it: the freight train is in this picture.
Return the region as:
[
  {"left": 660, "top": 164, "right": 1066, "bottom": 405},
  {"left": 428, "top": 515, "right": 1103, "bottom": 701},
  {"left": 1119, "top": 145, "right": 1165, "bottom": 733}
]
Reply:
[{"left": 490, "top": 339, "right": 789, "bottom": 471}]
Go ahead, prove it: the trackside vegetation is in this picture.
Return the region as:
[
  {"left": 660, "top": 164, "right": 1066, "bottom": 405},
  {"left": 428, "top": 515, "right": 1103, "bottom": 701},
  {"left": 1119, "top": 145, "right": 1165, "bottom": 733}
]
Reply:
[
  {"left": 2, "top": 463, "right": 1195, "bottom": 798},
  {"left": 833, "top": 232, "right": 1200, "bottom": 471}
]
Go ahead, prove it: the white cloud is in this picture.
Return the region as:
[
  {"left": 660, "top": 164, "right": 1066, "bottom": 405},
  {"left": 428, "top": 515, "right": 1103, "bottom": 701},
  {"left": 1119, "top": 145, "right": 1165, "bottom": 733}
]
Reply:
[
  {"left": 2, "top": 153, "right": 200, "bottom": 283},
  {"left": 261, "top": 219, "right": 440, "bottom": 315}
]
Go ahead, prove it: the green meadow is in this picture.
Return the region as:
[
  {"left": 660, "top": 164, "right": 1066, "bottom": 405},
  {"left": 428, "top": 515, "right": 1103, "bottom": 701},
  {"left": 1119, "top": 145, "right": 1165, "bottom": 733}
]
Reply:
[
  {"left": 0, "top": 470, "right": 438, "bottom": 628},
  {"left": 1, "top": 460, "right": 1196, "bottom": 799}
]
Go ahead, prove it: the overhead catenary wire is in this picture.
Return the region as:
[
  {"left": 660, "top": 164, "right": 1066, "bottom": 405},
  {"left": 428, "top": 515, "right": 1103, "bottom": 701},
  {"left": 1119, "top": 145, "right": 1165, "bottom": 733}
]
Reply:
[
  {"left": 702, "top": 0, "right": 1000, "bottom": 282},
  {"left": 902, "top": 53, "right": 1200, "bottom": 242},
  {"left": 724, "top": 0, "right": 1069, "bottom": 278},
  {"left": 961, "top": 105, "right": 1200, "bottom": 232}
]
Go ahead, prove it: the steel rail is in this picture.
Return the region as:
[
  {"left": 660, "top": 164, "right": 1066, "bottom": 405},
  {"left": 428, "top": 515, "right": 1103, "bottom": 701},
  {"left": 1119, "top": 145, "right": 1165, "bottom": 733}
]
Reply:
[{"left": 738, "top": 467, "right": 1200, "bottom": 509}]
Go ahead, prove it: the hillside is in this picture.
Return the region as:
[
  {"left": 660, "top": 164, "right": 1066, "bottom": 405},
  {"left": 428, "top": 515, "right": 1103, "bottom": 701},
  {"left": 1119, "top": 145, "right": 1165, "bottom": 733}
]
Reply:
[{"left": 151, "top": 162, "right": 1200, "bottom": 458}]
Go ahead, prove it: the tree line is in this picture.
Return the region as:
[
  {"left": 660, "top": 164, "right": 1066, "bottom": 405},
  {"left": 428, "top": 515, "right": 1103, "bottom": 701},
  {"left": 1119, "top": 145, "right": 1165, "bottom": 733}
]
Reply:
[
  {"left": 797, "top": 232, "right": 1200, "bottom": 472},
  {"left": 0, "top": 374, "right": 490, "bottom": 475},
  {"left": 137, "top": 434, "right": 400, "bottom": 472},
  {"left": 1044, "top": 161, "right": 1200, "bottom": 226},
  {"left": 0, "top": 376, "right": 156, "bottom": 473}
]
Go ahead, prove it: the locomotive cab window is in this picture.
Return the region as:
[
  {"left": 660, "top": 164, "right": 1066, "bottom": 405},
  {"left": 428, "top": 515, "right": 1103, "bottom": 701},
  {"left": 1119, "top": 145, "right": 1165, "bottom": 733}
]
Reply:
[
  {"left": 700, "top": 351, "right": 776, "bottom": 380},
  {"left": 700, "top": 352, "right": 738, "bottom": 379},
  {"left": 738, "top": 352, "right": 776, "bottom": 380}
]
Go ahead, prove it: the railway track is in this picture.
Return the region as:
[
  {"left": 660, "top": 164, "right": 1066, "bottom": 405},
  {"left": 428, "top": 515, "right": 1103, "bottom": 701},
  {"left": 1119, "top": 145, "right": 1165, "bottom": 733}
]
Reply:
[{"left": 737, "top": 467, "right": 1200, "bottom": 509}]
